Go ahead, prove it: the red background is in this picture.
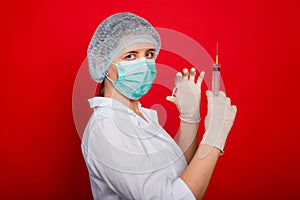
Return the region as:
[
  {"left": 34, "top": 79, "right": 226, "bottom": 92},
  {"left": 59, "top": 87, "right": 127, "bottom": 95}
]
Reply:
[{"left": 1, "top": 0, "right": 300, "bottom": 199}]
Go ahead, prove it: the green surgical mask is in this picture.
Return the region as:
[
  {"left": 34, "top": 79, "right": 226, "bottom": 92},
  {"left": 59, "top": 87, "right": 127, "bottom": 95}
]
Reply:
[{"left": 106, "top": 57, "right": 156, "bottom": 100}]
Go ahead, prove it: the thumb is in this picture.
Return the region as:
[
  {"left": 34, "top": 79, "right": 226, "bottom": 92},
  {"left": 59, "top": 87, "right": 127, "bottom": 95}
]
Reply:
[{"left": 166, "top": 96, "right": 176, "bottom": 103}]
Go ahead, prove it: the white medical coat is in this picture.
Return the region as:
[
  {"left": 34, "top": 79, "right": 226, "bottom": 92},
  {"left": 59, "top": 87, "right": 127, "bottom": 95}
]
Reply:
[{"left": 81, "top": 97, "right": 195, "bottom": 200}]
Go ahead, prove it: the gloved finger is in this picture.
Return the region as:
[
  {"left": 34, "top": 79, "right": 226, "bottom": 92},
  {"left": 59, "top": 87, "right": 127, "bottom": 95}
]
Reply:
[
  {"left": 175, "top": 72, "right": 182, "bottom": 86},
  {"left": 232, "top": 105, "right": 237, "bottom": 112},
  {"left": 206, "top": 90, "right": 213, "bottom": 104},
  {"left": 218, "top": 91, "right": 226, "bottom": 99},
  {"left": 189, "top": 68, "right": 196, "bottom": 83},
  {"left": 182, "top": 68, "right": 189, "bottom": 80},
  {"left": 230, "top": 105, "right": 237, "bottom": 119},
  {"left": 206, "top": 90, "right": 213, "bottom": 97},
  {"left": 196, "top": 71, "right": 205, "bottom": 87},
  {"left": 225, "top": 97, "right": 231, "bottom": 107},
  {"left": 166, "top": 96, "right": 176, "bottom": 103}
]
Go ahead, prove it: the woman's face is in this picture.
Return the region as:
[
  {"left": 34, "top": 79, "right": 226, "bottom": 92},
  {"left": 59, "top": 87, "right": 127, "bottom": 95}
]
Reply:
[{"left": 106, "top": 43, "right": 156, "bottom": 81}]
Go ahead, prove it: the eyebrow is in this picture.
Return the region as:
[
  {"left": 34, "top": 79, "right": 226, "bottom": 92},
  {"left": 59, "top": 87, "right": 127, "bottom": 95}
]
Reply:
[
  {"left": 124, "top": 48, "right": 156, "bottom": 55},
  {"left": 146, "top": 48, "right": 155, "bottom": 52}
]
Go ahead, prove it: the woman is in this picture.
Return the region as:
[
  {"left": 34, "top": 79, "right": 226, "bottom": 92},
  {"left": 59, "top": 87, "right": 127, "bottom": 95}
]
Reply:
[{"left": 81, "top": 12, "right": 237, "bottom": 200}]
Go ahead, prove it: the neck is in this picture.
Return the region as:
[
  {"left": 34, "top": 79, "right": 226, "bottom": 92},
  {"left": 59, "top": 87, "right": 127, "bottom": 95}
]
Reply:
[
  {"left": 127, "top": 100, "right": 140, "bottom": 113},
  {"left": 103, "top": 79, "right": 145, "bottom": 119}
]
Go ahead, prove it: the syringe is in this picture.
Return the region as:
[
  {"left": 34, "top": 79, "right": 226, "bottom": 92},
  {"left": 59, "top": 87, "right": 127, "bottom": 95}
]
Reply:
[{"left": 212, "top": 42, "right": 220, "bottom": 96}]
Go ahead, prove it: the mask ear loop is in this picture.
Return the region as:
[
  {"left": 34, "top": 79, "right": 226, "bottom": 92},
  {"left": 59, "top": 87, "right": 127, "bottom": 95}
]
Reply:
[
  {"left": 105, "top": 60, "right": 118, "bottom": 83},
  {"left": 105, "top": 71, "right": 114, "bottom": 83}
]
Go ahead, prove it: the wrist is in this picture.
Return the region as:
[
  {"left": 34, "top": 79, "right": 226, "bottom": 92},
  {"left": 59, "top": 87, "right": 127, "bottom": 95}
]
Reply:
[{"left": 200, "top": 130, "right": 228, "bottom": 154}]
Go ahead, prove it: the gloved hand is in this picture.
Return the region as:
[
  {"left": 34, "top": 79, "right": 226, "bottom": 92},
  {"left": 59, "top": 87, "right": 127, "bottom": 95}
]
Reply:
[
  {"left": 166, "top": 68, "right": 205, "bottom": 123},
  {"left": 200, "top": 91, "right": 237, "bottom": 155}
]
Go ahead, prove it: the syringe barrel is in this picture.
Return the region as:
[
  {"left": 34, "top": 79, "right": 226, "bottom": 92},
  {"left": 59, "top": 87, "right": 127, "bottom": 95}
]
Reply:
[{"left": 212, "top": 63, "right": 220, "bottom": 96}]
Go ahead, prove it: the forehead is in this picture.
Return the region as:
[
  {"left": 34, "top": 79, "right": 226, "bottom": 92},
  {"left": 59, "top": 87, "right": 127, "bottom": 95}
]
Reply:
[{"left": 121, "top": 43, "right": 155, "bottom": 53}]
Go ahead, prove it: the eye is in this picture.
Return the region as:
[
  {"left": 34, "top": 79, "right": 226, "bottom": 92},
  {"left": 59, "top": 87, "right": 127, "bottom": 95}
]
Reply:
[
  {"left": 125, "top": 53, "right": 136, "bottom": 61},
  {"left": 145, "top": 51, "right": 154, "bottom": 59}
]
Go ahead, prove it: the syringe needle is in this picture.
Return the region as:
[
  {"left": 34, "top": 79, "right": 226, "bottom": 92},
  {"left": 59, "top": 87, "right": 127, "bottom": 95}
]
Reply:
[{"left": 216, "top": 42, "right": 219, "bottom": 64}]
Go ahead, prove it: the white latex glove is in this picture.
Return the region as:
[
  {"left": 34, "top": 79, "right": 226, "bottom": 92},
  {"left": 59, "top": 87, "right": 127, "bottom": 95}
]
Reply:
[
  {"left": 200, "top": 90, "right": 237, "bottom": 155},
  {"left": 166, "top": 68, "right": 205, "bottom": 123}
]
